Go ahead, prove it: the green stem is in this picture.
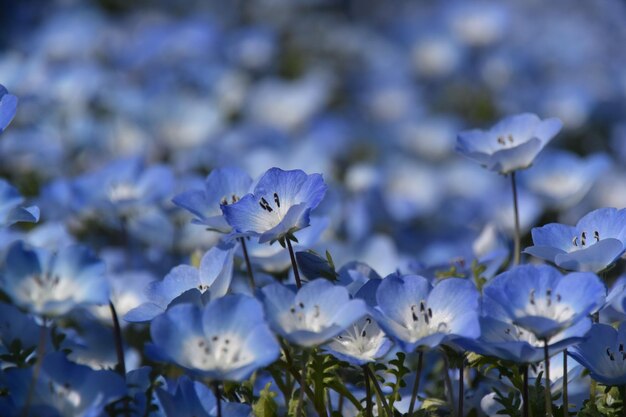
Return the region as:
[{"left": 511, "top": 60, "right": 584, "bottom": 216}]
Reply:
[
  {"left": 22, "top": 319, "right": 47, "bottom": 417},
  {"left": 362, "top": 365, "right": 372, "bottom": 417},
  {"left": 408, "top": 350, "right": 424, "bottom": 416},
  {"left": 296, "top": 350, "right": 308, "bottom": 417},
  {"left": 441, "top": 350, "right": 456, "bottom": 416},
  {"left": 238, "top": 237, "right": 255, "bottom": 291},
  {"left": 286, "top": 238, "right": 302, "bottom": 288},
  {"left": 621, "top": 385, "right": 626, "bottom": 417},
  {"left": 458, "top": 355, "right": 465, "bottom": 417},
  {"left": 544, "top": 340, "right": 553, "bottom": 417},
  {"left": 562, "top": 350, "right": 568, "bottom": 417},
  {"left": 511, "top": 171, "right": 521, "bottom": 266},
  {"left": 522, "top": 365, "right": 529, "bottom": 417},
  {"left": 213, "top": 381, "right": 222, "bottom": 417},
  {"left": 365, "top": 364, "right": 393, "bottom": 417}
]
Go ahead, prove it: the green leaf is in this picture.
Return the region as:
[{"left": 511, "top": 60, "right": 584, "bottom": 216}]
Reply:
[{"left": 253, "top": 382, "right": 279, "bottom": 417}]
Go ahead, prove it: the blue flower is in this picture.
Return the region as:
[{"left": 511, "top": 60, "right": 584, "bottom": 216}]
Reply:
[
  {"left": 569, "top": 322, "right": 626, "bottom": 386},
  {"left": 525, "top": 207, "right": 626, "bottom": 272},
  {"left": 0, "top": 241, "right": 109, "bottom": 317},
  {"left": 0, "top": 180, "right": 39, "bottom": 227},
  {"left": 259, "top": 279, "right": 368, "bottom": 347},
  {"left": 156, "top": 375, "right": 252, "bottom": 417},
  {"left": 149, "top": 294, "right": 279, "bottom": 381},
  {"left": 521, "top": 150, "right": 610, "bottom": 209},
  {"left": 323, "top": 279, "right": 392, "bottom": 366},
  {"left": 222, "top": 167, "right": 327, "bottom": 244},
  {"left": 456, "top": 113, "right": 562, "bottom": 174},
  {"left": 459, "top": 297, "right": 591, "bottom": 364},
  {"left": 0, "top": 84, "right": 18, "bottom": 134},
  {"left": 0, "top": 352, "right": 126, "bottom": 417},
  {"left": 124, "top": 243, "right": 235, "bottom": 323},
  {"left": 173, "top": 167, "right": 253, "bottom": 233},
  {"left": 483, "top": 265, "right": 605, "bottom": 340},
  {"left": 374, "top": 275, "right": 480, "bottom": 351}
]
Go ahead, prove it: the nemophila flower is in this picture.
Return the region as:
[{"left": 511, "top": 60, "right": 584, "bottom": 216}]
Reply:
[
  {"left": 521, "top": 150, "right": 610, "bottom": 209},
  {"left": 0, "top": 84, "right": 18, "bottom": 134},
  {"left": 456, "top": 113, "right": 562, "bottom": 174},
  {"left": 374, "top": 275, "right": 480, "bottom": 351},
  {"left": 0, "top": 352, "right": 126, "bottom": 417},
  {"left": 149, "top": 294, "right": 279, "bottom": 381},
  {"left": 483, "top": 265, "right": 605, "bottom": 340},
  {"left": 525, "top": 207, "right": 626, "bottom": 272},
  {"left": 222, "top": 167, "right": 327, "bottom": 245},
  {"left": 0, "top": 241, "right": 109, "bottom": 317},
  {"left": 125, "top": 242, "right": 235, "bottom": 323},
  {"left": 172, "top": 166, "right": 252, "bottom": 233},
  {"left": 0, "top": 302, "right": 53, "bottom": 359},
  {"left": 459, "top": 304, "right": 591, "bottom": 364},
  {"left": 0, "top": 179, "right": 39, "bottom": 227},
  {"left": 259, "top": 279, "right": 368, "bottom": 347},
  {"left": 324, "top": 280, "right": 392, "bottom": 366},
  {"left": 569, "top": 322, "right": 626, "bottom": 386},
  {"left": 156, "top": 375, "right": 252, "bottom": 417}
]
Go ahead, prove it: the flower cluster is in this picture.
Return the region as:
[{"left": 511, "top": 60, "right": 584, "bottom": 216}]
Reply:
[{"left": 2, "top": 2, "right": 626, "bottom": 416}]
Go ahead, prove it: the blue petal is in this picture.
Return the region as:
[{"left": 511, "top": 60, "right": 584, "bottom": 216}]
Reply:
[
  {"left": 577, "top": 207, "right": 626, "bottom": 243},
  {"left": 150, "top": 303, "right": 204, "bottom": 365},
  {"left": 427, "top": 278, "right": 480, "bottom": 340},
  {"left": 488, "top": 137, "right": 542, "bottom": 173},
  {"left": 0, "top": 90, "right": 18, "bottom": 133},
  {"left": 555, "top": 238, "right": 624, "bottom": 272},
  {"left": 124, "top": 302, "right": 165, "bottom": 323},
  {"left": 529, "top": 223, "right": 578, "bottom": 252},
  {"left": 376, "top": 274, "right": 431, "bottom": 325},
  {"left": 202, "top": 294, "right": 266, "bottom": 337}
]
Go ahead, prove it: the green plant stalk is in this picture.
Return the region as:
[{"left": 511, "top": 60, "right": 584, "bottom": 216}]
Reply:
[{"left": 408, "top": 350, "right": 424, "bottom": 416}]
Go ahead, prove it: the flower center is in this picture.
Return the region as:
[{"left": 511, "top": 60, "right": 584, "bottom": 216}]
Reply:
[
  {"left": 288, "top": 301, "right": 326, "bottom": 332},
  {"left": 404, "top": 300, "right": 448, "bottom": 341},
  {"left": 524, "top": 287, "right": 573, "bottom": 322},
  {"left": 335, "top": 317, "right": 384, "bottom": 357},
  {"left": 185, "top": 334, "right": 248, "bottom": 371},
  {"left": 496, "top": 134, "right": 516, "bottom": 148},
  {"left": 571, "top": 230, "right": 600, "bottom": 250}
]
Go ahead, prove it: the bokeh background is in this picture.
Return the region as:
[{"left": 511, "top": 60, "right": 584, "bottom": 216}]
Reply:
[{"left": 1, "top": 0, "right": 626, "bottom": 277}]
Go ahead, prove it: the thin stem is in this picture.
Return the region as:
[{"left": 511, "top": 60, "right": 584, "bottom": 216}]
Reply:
[
  {"left": 238, "top": 237, "right": 255, "bottom": 291},
  {"left": 22, "top": 319, "right": 47, "bottom": 417},
  {"left": 365, "top": 365, "right": 393, "bottom": 417},
  {"left": 408, "top": 350, "right": 424, "bottom": 416},
  {"left": 109, "top": 301, "right": 127, "bottom": 377},
  {"left": 286, "top": 238, "right": 302, "bottom": 288},
  {"left": 279, "top": 340, "right": 323, "bottom": 416},
  {"left": 458, "top": 355, "right": 465, "bottom": 417},
  {"left": 296, "top": 350, "right": 309, "bottom": 417},
  {"left": 544, "top": 340, "right": 553, "bottom": 417},
  {"left": 213, "top": 381, "right": 222, "bottom": 417},
  {"left": 562, "top": 350, "right": 568, "bottom": 417},
  {"left": 522, "top": 365, "right": 529, "bottom": 417},
  {"left": 362, "top": 365, "right": 373, "bottom": 417},
  {"left": 511, "top": 171, "right": 521, "bottom": 266},
  {"left": 441, "top": 350, "right": 456, "bottom": 416}
]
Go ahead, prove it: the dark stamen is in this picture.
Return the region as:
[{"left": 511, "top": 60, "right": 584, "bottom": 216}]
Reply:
[
  {"left": 529, "top": 289, "right": 535, "bottom": 305},
  {"left": 594, "top": 230, "right": 600, "bottom": 242},
  {"left": 274, "top": 192, "right": 280, "bottom": 208}
]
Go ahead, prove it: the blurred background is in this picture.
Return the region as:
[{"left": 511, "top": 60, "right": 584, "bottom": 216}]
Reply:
[{"left": 1, "top": 0, "right": 626, "bottom": 276}]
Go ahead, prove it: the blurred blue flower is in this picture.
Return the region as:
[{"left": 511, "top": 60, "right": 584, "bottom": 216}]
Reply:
[
  {"left": 0, "top": 180, "right": 39, "bottom": 228},
  {"left": 0, "top": 241, "right": 109, "bottom": 317},
  {"left": 156, "top": 375, "right": 252, "bottom": 417},
  {"left": 259, "top": 279, "right": 367, "bottom": 347},
  {"left": 569, "top": 322, "right": 626, "bottom": 386},
  {"left": 0, "top": 352, "right": 126, "bottom": 417},
  {"left": 525, "top": 207, "right": 626, "bottom": 272},
  {"left": 483, "top": 264, "right": 605, "bottom": 340},
  {"left": 125, "top": 243, "right": 235, "bottom": 323},
  {"left": 149, "top": 294, "right": 279, "bottom": 381},
  {"left": 222, "top": 167, "right": 327, "bottom": 245},
  {"left": 456, "top": 113, "right": 562, "bottom": 174},
  {"left": 521, "top": 150, "right": 610, "bottom": 209},
  {"left": 374, "top": 275, "right": 480, "bottom": 351},
  {"left": 0, "top": 84, "right": 18, "bottom": 134},
  {"left": 173, "top": 166, "right": 252, "bottom": 233}
]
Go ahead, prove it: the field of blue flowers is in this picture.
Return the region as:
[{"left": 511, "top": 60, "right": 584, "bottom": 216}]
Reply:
[{"left": 2, "top": 1, "right": 626, "bottom": 416}]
